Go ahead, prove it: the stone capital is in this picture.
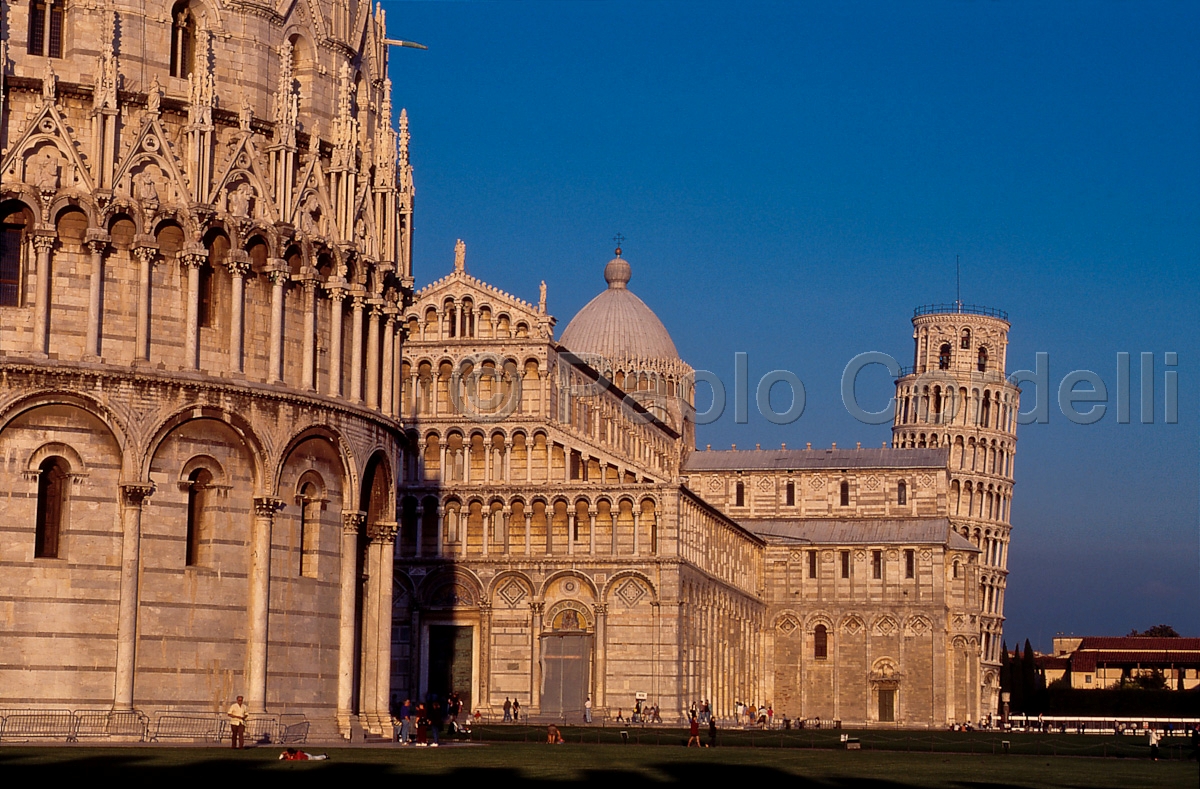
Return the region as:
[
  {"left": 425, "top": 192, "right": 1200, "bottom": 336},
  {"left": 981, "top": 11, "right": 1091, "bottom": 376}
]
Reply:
[
  {"left": 368, "top": 520, "right": 398, "bottom": 543},
  {"left": 342, "top": 511, "right": 367, "bottom": 534},
  {"left": 84, "top": 229, "right": 111, "bottom": 253},
  {"left": 265, "top": 259, "right": 290, "bottom": 285},
  {"left": 253, "top": 497, "right": 285, "bottom": 518},
  {"left": 225, "top": 250, "right": 252, "bottom": 277},
  {"left": 133, "top": 243, "right": 159, "bottom": 265},
  {"left": 180, "top": 251, "right": 208, "bottom": 270},
  {"left": 120, "top": 483, "right": 155, "bottom": 507},
  {"left": 30, "top": 232, "right": 56, "bottom": 252}
]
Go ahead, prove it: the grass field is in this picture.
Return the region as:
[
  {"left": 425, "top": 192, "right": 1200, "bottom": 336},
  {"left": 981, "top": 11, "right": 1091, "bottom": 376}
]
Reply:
[{"left": 0, "top": 742, "right": 1195, "bottom": 788}]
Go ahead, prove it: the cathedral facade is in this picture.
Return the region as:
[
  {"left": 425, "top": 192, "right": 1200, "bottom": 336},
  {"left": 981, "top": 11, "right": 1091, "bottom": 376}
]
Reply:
[
  {"left": 391, "top": 245, "right": 1015, "bottom": 727},
  {"left": 0, "top": 0, "right": 1015, "bottom": 736}
]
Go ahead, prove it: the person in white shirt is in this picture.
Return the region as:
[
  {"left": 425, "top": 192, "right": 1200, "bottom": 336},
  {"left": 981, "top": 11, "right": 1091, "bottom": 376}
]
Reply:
[
  {"left": 584, "top": 696, "right": 592, "bottom": 723},
  {"left": 228, "top": 695, "right": 249, "bottom": 749}
]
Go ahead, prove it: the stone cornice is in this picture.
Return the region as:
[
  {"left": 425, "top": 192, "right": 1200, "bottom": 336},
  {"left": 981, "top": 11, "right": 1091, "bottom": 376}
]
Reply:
[{"left": 0, "top": 358, "right": 404, "bottom": 437}]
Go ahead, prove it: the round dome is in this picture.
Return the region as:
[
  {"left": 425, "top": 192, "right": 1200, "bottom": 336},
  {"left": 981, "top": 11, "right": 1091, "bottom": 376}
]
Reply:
[{"left": 560, "top": 253, "right": 680, "bottom": 363}]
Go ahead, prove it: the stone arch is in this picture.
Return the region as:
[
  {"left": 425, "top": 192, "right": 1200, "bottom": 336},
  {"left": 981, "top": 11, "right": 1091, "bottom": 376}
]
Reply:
[
  {"left": 488, "top": 570, "right": 535, "bottom": 608},
  {"left": 805, "top": 612, "right": 834, "bottom": 630},
  {"left": 539, "top": 569, "right": 599, "bottom": 602},
  {"left": 601, "top": 570, "right": 658, "bottom": 606},
  {"left": 50, "top": 197, "right": 99, "bottom": 233},
  {"left": 0, "top": 391, "right": 128, "bottom": 476},
  {"left": 418, "top": 568, "right": 483, "bottom": 609},
  {"left": 143, "top": 405, "right": 265, "bottom": 491},
  {"left": 26, "top": 441, "right": 88, "bottom": 478},
  {"left": 544, "top": 599, "right": 594, "bottom": 632},
  {"left": 274, "top": 425, "right": 358, "bottom": 511},
  {"left": 178, "top": 453, "right": 227, "bottom": 488},
  {"left": 359, "top": 449, "right": 394, "bottom": 527}
]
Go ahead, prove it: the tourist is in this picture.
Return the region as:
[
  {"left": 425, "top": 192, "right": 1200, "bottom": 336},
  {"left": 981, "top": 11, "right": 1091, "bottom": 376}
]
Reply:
[
  {"left": 513, "top": 699, "right": 521, "bottom": 721},
  {"left": 1148, "top": 727, "right": 1160, "bottom": 761},
  {"left": 708, "top": 716, "right": 718, "bottom": 748},
  {"left": 687, "top": 715, "right": 701, "bottom": 747},
  {"left": 504, "top": 697, "right": 512, "bottom": 722},
  {"left": 279, "top": 748, "right": 328, "bottom": 761},
  {"left": 585, "top": 695, "right": 593, "bottom": 723},
  {"left": 227, "top": 695, "right": 248, "bottom": 750},
  {"left": 547, "top": 724, "right": 564, "bottom": 744}
]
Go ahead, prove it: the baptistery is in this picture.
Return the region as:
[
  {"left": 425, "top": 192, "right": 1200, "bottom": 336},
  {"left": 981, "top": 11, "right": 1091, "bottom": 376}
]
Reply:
[{"left": 0, "top": 0, "right": 413, "bottom": 738}]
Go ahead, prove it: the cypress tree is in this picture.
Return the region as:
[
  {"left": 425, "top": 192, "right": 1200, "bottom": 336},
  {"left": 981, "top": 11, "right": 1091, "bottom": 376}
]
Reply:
[{"left": 1022, "top": 639, "right": 1039, "bottom": 713}]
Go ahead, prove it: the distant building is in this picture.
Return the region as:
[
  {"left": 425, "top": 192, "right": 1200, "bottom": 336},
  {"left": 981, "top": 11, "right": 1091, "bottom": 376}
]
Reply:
[{"left": 1046, "top": 637, "right": 1200, "bottom": 690}]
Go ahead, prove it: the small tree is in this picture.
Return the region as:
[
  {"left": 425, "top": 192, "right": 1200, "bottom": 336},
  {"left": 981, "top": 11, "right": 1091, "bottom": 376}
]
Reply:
[{"left": 1127, "top": 624, "right": 1181, "bottom": 638}]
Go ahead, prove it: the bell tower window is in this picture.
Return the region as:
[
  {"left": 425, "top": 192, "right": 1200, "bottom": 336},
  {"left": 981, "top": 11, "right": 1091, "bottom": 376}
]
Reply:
[
  {"left": 977, "top": 346, "right": 989, "bottom": 373},
  {"left": 0, "top": 224, "right": 23, "bottom": 306},
  {"left": 961, "top": 328, "right": 971, "bottom": 349},
  {"left": 170, "top": 3, "right": 197, "bottom": 78},
  {"left": 35, "top": 457, "right": 70, "bottom": 558},
  {"left": 938, "top": 343, "right": 952, "bottom": 370},
  {"left": 28, "top": 1, "right": 65, "bottom": 58}
]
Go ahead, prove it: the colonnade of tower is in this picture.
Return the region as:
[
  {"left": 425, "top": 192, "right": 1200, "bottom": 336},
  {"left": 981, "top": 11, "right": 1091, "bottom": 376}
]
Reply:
[{"left": 892, "top": 304, "right": 1019, "bottom": 715}]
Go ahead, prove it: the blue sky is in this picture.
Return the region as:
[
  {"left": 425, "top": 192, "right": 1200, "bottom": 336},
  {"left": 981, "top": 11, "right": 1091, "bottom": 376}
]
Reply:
[{"left": 384, "top": 0, "right": 1200, "bottom": 647}]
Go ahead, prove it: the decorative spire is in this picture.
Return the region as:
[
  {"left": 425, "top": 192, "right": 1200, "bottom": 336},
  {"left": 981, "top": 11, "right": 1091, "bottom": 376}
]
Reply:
[{"left": 454, "top": 239, "right": 466, "bottom": 272}]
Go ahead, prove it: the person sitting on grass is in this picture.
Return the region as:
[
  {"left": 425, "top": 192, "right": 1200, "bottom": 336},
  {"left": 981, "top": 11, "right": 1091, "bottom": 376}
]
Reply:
[{"left": 547, "top": 724, "right": 564, "bottom": 744}]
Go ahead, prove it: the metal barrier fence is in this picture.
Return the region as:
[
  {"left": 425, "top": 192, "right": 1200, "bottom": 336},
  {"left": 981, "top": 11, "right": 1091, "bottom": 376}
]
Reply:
[{"left": 0, "top": 708, "right": 307, "bottom": 744}]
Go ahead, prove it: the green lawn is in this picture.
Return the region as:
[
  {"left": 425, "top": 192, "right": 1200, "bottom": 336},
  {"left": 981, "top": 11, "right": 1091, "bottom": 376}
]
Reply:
[{"left": 0, "top": 743, "right": 1195, "bottom": 788}]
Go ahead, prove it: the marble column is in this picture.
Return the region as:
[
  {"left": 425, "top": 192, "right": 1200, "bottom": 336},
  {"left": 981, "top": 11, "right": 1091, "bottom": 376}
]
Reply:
[
  {"left": 381, "top": 311, "right": 396, "bottom": 415},
  {"left": 247, "top": 496, "right": 284, "bottom": 713},
  {"left": 594, "top": 604, "right": 608, "bottom": 709},
  {"left": 589, "top": 509, "right": 596, "bottom": 555},
  {"left": 112, "top": 483, "right": 154, "bottom": 711},
  {"left": 369, "top": 521, "right": 398, "bottom": 731},
  {"left": 133, "top": 240, "right": 158, "bottom": 362},
  {"left": 530, "top": 602, "right": 543, "bottom": 713},
  {"left": 481, "top": 509, "right": 490, "bottom": 556},
  {"left": 180, "top": 248, "right": 207, "bottom": 370},
  {"left": 350, "top": 295, "right": 366, "bottom": 402},
  {"left": 326, "top": 281, "right": 346, "bottom": 396},
  {"left": 567, "top": 511, "right": 575, "bottom": 556},
  {"left": 392, "top": 321, "right": 404, "bottom": 416},
  {"left": 416, "top": 503, "right": 432, "bottom": 559},
  {"left": 337, "top": 511, "right": 365, "bottom": 737},
  {"left": 436, "top": 506, "right": 445, "bottom": 557},
  {"left": 266, "top": 259, "right": 289, "bottom": 383},
  {"left": 478, "top": 604, "right": 492, "bottom": 708},
  {"left": 226, "top": 252, "right": 251, "bottom": 374},
  {"left": 301, "top": 275, "right": 319, "bottom": 390},
  {"left": 524, "top": 511, "right": 532, "bottom": 556},
  {"left": 31, "top": 231, "right": 54, "bottom": 355},
  {"left": 83, "top": 230, "right": 109, "bottom": 359},
  {"left": 365, "top": 300, "right": 382, "bottom": 409}
]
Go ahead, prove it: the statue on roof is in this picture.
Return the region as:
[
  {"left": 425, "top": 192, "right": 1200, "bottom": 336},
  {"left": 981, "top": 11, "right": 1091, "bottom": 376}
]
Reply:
[
  {"left": 454, "top": 238, "right": 465, "bottom": 272},
  {"left": 539, "top": 280, "right": 547, "bottom": 314}
]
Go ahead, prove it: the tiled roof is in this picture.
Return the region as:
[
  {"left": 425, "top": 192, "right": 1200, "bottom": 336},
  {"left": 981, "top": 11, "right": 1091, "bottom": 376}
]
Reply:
[
  {"left": 1077, "top": 637, "right": 1200, "bottom": 652},
  {"left": 738, "top": 517, "right": 977, "bottom": 551},
  {"left": 683, "top": 447, "right": 948, "bottom": 472}
]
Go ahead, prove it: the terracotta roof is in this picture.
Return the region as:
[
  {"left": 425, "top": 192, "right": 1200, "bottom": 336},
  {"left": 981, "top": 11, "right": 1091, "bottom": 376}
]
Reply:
[
  {"left": 1077, "top": 637, "right": 1200, "bottom": 652},
  {"left": 684, "top": 447, "right": 948, "bottom": 471}
]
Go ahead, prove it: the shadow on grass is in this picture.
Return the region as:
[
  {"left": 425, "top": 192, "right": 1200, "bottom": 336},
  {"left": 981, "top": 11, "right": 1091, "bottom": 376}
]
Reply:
[{"left": 0, "top": 751, "right": 1028, "bottom": 789}]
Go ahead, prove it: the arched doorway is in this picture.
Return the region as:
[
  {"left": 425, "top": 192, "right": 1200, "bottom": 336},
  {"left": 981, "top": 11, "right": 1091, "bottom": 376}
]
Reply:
[{"left": 540, "top": 603, "right": 593, "bottom": 718}]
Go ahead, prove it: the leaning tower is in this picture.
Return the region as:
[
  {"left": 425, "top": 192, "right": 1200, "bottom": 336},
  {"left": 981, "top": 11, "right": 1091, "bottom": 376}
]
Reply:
[{"left": 892, "top": 304, "right": 1019, "bottom": 718}]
